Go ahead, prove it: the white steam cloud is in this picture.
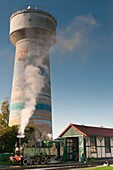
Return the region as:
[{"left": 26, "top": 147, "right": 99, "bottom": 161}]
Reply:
[
  {"left": 54, "top": 14, "right": 98, "bottom": 55},
  {"left": 18, "top": 65, "right": 45, "bottom": 135}
]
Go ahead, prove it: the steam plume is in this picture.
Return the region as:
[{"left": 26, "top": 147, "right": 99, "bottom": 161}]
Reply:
[
  {"left": 18, "top": 65, "right": 45, "bottom": 135},
  {"left": 54, "top": 14, "right": 97, "bottom": 55}
]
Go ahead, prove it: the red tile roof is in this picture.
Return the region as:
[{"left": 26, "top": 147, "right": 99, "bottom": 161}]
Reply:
[{"left": 58, "top": 123, "right": 113, "bottom": 137}]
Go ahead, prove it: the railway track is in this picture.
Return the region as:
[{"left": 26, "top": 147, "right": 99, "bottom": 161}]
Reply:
[
  {"left": 1, "top": 161, "right": 112, "bottom": 170},
  {"left": 0, "top": 160, "right": 113, "bottom": 170}
]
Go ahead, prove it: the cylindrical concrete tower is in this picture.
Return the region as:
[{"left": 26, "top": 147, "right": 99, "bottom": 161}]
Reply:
[{"left": 9, "top": 6, "right": 56, "bottom": 140}]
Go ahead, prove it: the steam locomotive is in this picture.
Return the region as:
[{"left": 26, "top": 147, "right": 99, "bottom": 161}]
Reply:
[{"left": 9, "top": 139, "right": 64, "bottom": 165}]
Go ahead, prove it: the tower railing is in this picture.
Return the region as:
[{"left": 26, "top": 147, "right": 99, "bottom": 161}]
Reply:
[
  {"left": 27, "top": 5, "right": 56, "bottom": 19},
  {"left": 10, "top": 5, "right": 56, "bottom": 23}
]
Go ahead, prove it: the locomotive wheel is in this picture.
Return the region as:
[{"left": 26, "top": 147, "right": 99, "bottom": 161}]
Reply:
[
  {"left": 34, "top": 157, "right": 40, "bottom": 165},
  {"left": 40, "top": 156, "right": 46, "bottom": 164},
  {"left": 22, "top": 158, "right": 29, "bottom": 165},
  {"left": 46, "top": 156, "right": 51, "bottom": 163}
]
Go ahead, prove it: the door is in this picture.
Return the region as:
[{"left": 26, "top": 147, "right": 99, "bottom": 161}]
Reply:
[{"left": 66, "top": 137, "right": 79, "bottom": 161}]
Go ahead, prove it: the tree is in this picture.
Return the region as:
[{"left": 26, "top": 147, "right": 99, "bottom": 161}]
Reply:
[
  {"left": 0, "top": 98, "right": 36, "bottom": 153},
  {"left": 0, "top": 125, "right": 18, "bottom": 153},
  {"left": 0, "top": 98, "right": 17, "bottom": 152},
  {"left": 0, "top": 97, "right": 9, "bottom": 127}
]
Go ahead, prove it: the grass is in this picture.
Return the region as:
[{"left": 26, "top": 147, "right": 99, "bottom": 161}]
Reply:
[
  {"left": 83, "top": 166, "right": 113, "bottom": 170},
  {"left": 0, "top": 161, "right": 13, "bottom": 165}
]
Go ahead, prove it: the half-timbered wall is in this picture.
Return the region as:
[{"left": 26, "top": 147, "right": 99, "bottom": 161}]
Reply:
[{"left": 86, "top": 136, "right": 113, "bottom": 159}]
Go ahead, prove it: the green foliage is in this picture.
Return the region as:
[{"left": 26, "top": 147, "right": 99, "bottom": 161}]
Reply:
[
  {"left": 0, "top": 124, "right": 36, "bottom": 153},
  {"left": 84, "top": 166, "right": 113, "bottom": 170},
  {"left": 0, "top": 98, "right": 36, "bottom": 153},
  {"left": 0, "top": 125, "right": 18, "bottom": 153},
  {"left": 0, "top": 98, "right": 9, "bottom": 127},
  {"left": 0, "top": 98, "right": 18, "bottom": 152}
]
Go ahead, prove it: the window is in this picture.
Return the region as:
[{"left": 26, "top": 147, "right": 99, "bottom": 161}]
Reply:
[
  {"left": 105, "top": 137, "right": 111, "bottom": 153},
  {"left": 90, "top": 136, "right": 97, "bottom": 153}
]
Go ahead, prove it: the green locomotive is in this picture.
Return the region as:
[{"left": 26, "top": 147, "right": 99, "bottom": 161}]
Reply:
[{"left": 9, "top": 140, "right": 64, "bottom": 165}]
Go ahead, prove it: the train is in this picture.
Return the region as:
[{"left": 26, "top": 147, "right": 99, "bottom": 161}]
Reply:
[{"left": 9, "top": 139, "right": 65, "bottom": 165}]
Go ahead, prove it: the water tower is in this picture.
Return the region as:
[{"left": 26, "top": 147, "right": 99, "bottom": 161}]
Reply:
[{"left": 9, "top": 6, "right": 57, "bottom": 140}]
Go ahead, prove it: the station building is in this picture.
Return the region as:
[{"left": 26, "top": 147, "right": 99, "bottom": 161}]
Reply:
[{"left": 58, "top": 123, "right": 113, "bottom": 162}]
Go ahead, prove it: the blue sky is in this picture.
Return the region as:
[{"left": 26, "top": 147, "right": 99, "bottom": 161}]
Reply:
[{"left": 0, "top": 0, "right": 113, "bottom": 138}]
